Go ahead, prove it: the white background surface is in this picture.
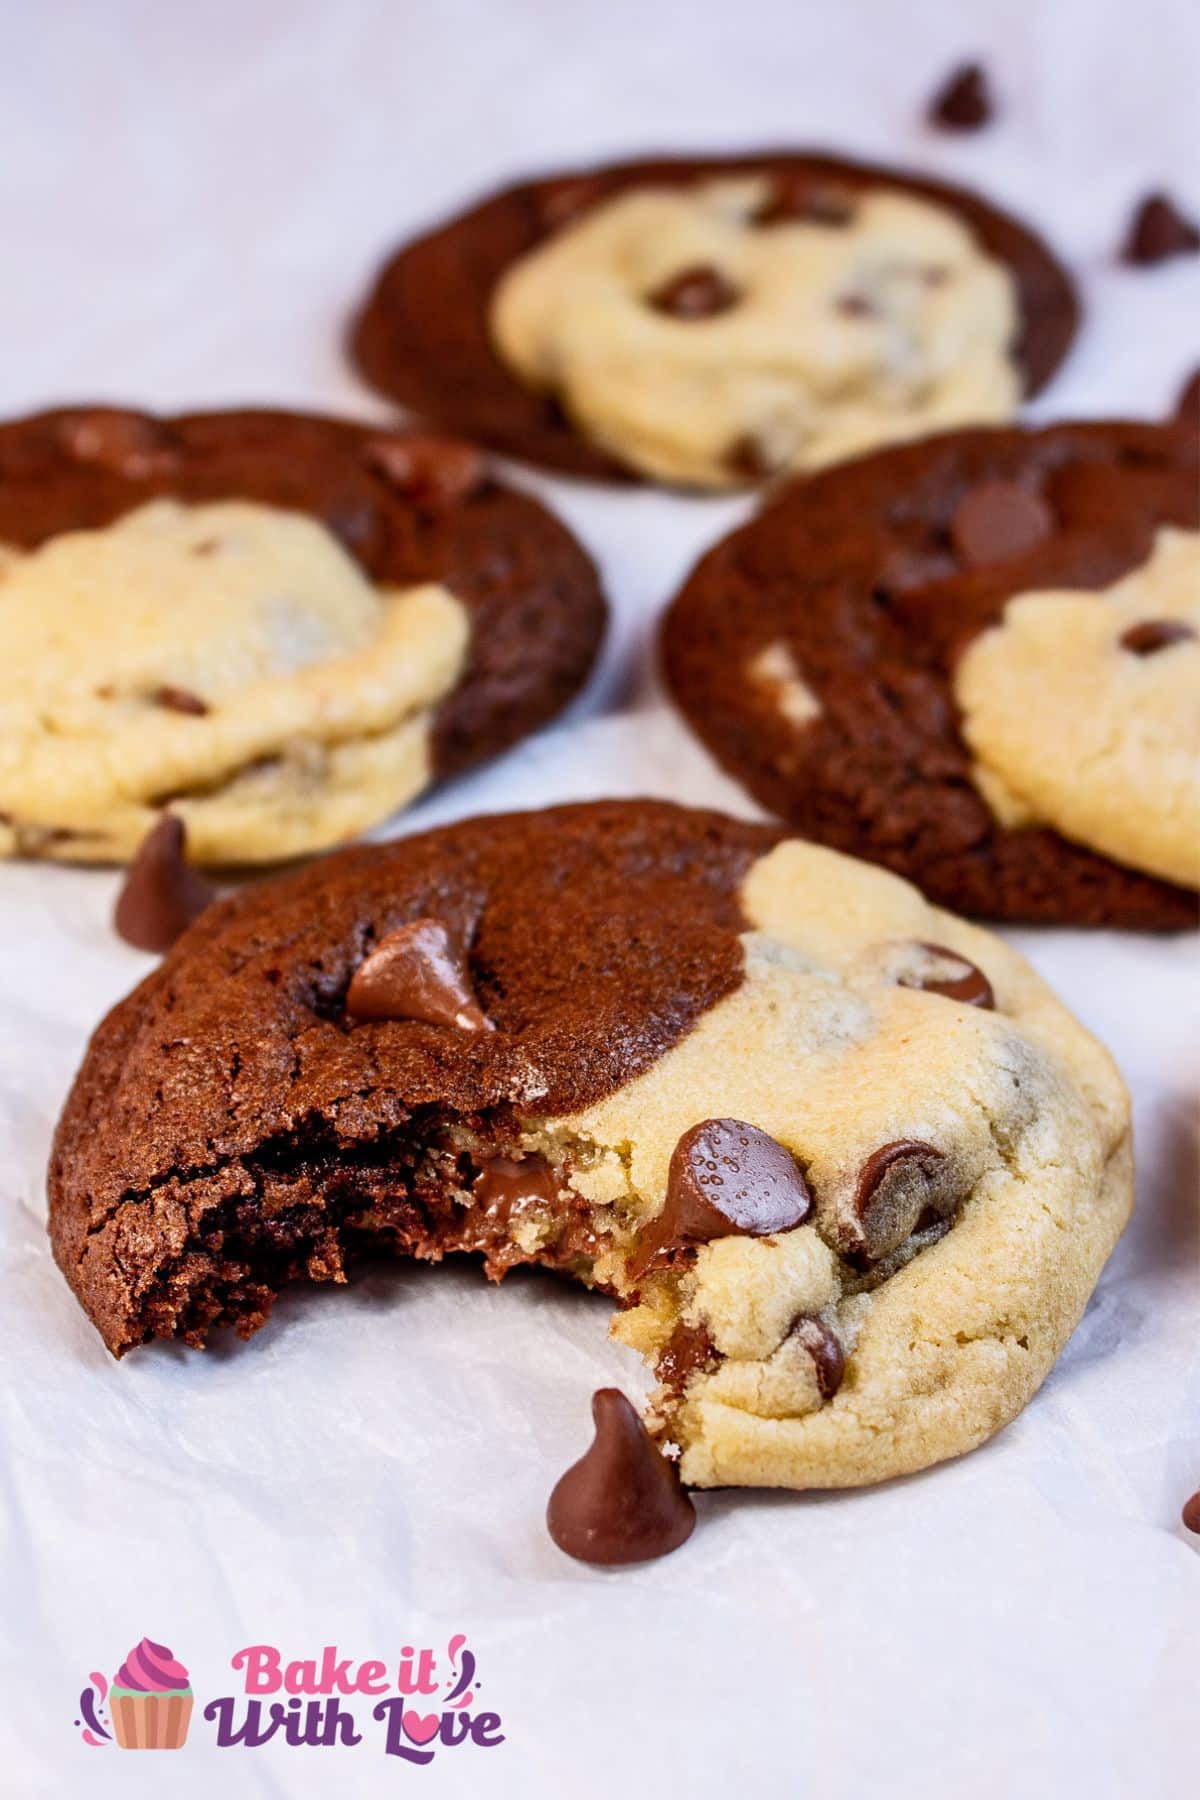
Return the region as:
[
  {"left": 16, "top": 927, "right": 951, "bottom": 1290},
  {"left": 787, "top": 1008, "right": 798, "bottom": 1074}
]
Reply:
[{"left": 2, "top": 2, "right": 1198, "bottom": 1795}]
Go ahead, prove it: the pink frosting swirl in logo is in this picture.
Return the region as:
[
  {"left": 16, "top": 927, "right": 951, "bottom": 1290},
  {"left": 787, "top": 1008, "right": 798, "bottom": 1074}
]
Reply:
[{"left": 113, "top": 1638, "right": 191, "bottom": 1692}]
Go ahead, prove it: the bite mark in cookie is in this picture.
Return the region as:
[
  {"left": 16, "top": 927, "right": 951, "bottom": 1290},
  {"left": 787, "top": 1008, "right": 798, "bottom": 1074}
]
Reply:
[
  {"left": 0, "top": 407, "right": 605, "bottom": 865},
  {"left": 49, "top": 803, "right": 1132, "bottom": 1502},
  {"left": 662, "top": 418, "right": 1200, "bottom": 925}
]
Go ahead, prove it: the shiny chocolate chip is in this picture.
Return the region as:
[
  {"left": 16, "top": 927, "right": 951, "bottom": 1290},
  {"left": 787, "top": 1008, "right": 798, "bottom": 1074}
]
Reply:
[
  {"left": 928, "top": 62, "right": 992, "bottom": 131},
  {"left": 1119, "top": 618, "right": 1197, "bottom": 656},
  {"left": 633, "top": 1119, "right": 812, "bottom": 1276},
  {"left": 950, "top": 480, "right": 1054, "bottom": 566},
  {"left": 114, "top": 816, "right": 217, "bottom": 954},
  {"left": 898, "top": 941, "right": 995, "bottom": 1009},
  {"left": 364, "top": 433, "right": 486, "bottom": 506},
  {"left": 1121, "top": 193, "right": 1200, "bottom": 266},
  {"left": 789, "top": 1314, "right": 845, "bottom": 1401},
  {"left": 1183, "top": 1489, "right": 1200, "bottom": 1535},
  {"left": 345, "top": 918, "right": 491, "bottom": 1030},
  {"left": 648, "top": 264, "right": 740, "bottom": 320},
  {"left": 154, "top": 685, "right": 209, "bottom": 716},
  {"left": 546, "top": 1389, "right": 696, "bottom": 1565},
  {"left": 845, "top": 1139, "right": 949, "bottom": 1264}
]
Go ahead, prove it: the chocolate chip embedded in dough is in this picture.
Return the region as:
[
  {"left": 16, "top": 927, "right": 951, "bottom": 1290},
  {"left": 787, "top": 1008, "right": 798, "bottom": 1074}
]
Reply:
[
  {"left": 546, "top": 1388, "right": 696, "bottom": 1565},
  {"left": 754, "top": 179, "right": 855, "bottom": 228},
  {"left": 58, "top": 409, "right": 178, "bottom": 480},
  {"left": 154, "top": 685, "right": 209, "bottom": 717},
  {"left": 1120, "top": 193, "right": 1200, "bottom": 266},
  {"left": 836, "top": 293, "right": 877, "bottom": 319},
  {"left": 113, "top": 816, "right": 217, "bottom": 954},
  {"left": 898, "top": 941, "right": 995, "bottom": 1009},
  {"left": 725, "top": 433, "right": 781, "bottom": 484},
  {"left": 842, "top": 1139, "right": 950, "bottom": 1265},
  {"left": 950, "top": 480, "right": 1054, "bottom": 566},
  {"left": 364, "top": 433, "right": 487, "bottom": 506},
  {"left": 928, "top": 63, "right": 993, "bottom": 131},
  {"left": 789, "top": 1314, "right": 845, "bottom": 1401},
  {"left": 345, "top": 917, "right": 492, "bottom": 1030},
  {"left": 655, "top": 1321, "right": 719, "bottom": 1398},
  {"left": 632, "top": 1118, "right": 811, "bottom": 1278},
  {"left": 1119, "top": 618, "right": 1197, "bottom": 656},
  {"left": 648, "top": 264, "right": 741, "bottom": 320}
]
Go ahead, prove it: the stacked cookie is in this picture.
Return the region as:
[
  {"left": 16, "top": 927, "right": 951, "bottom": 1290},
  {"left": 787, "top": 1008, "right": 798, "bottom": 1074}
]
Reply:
[{"left": 16, "top": 133, "right": 1196, "bottom": 1563}]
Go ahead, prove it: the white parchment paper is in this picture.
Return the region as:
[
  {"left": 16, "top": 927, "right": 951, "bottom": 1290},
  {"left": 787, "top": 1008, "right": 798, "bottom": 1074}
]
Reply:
[{"left": 1, "top": 2, "right": 1198, "bottom": 1795}]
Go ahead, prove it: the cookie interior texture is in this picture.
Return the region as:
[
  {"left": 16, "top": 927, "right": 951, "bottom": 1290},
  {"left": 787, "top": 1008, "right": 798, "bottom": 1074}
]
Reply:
[
  {"left": 349, "top": 152, "right": 1078, "bottom": 485},
  {"left": 50, "top": 801, "right": 1132, "bottom": 1491},
  {"left": 0, "top": 407, "right": 605, "bottom": 864},
  {"left": 662, "top": 418, "right": 1200, "bottom": 927}
]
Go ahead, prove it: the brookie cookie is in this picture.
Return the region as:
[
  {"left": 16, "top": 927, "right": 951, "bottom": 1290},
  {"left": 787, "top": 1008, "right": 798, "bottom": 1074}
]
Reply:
[
  {"left": 0, "top": 406, "right": 605, "bottom": 864},
  {"left": 50, "top": 800, "right": 1132, "bottom": 1511},
  {"left": 662, "top": 417, "right": 1200, "bottom": 926},
  {"left": 349, "top": 151, "right": 1077, "bottom": 489}
]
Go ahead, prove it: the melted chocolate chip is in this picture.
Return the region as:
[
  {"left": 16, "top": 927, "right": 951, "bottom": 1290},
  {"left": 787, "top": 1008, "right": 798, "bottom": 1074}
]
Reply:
[
  {"left": 633, "top": 1119, "right": 811, "bottom": 1276},
  {"left": 789, "top": 1314, "right": 845, "bottom": 1401},
  {"left": 898, "top": 941, "right": 995, "bottom": 1009},
  {"left": 58, "top": 409, "right": 176, "bottom": 479},
  {"left": 546, "top": 1389, "right": 696, "bottom": 1566},
  {"left": 1182, "top": 1489, "right": 1200, "bottom": 1534},
  {"left": 345, "top": 918, "right": 491, "bottom": 1030},
  {"left": 1121, "top": 193, "right": 1200, "bottom": 266},
  {"left": 114, "top": 816, "right": 217, "bottom": 953},
  {"left": 154, "top": 685, "right": 209, "bottom": 716},
  {"left": 364, "top": 433, "right": 486, "bottom": 506},
  {"left": 928, "top": 62, "right": 992, "bottom": 130},
  {"left": 1119, "top": 619, "right": 1197, "bottom": 656},
  {"left": 950, "top": 480, "right": 1054, "bottom": 566},
  {"left": 648, "top": 264, "right": 740, "bottom": 319},
  {"left": 655, "top": 1321, "right": 718, "bottom": 1397},
  {"left": 473, "top": 1154, "right": 562, "bottom": 1217},
  {"left": 848, "top": 1139, "right": 948, "bottom": 1264}
]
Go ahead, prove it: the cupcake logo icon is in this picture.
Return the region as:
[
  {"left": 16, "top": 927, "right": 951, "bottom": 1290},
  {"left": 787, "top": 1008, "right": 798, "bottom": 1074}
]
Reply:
[{"left": 76, "top": 1638, "right": 194, "bottom": 1751}]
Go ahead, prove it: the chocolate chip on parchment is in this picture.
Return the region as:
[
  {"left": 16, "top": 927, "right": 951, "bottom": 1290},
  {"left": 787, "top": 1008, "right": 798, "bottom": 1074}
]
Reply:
[
  {"left": 346, "top": 918, "right": 492, "bottom": 1031},
  {"left": 1182, "top": 1490, "right": 1200, "bottom": 1534},
  {"left": 950, "top": 480, "right": 1053, "bottom": 566},
  {"left": 114, "top": 816, "right": 216, "bottom": 954},
  {"left": 1119, "top": 619, "right": 1197, "bottom": 656},
  {"left": 898, "top": 941, "right": 995, "bottom": 1009},
  {"left": 1120, "top": 193, "right": 1200, "bottom": 266},
  {"left": 648, "top": 264, "right": 741, "bottom": 320},
  {"left": 928, "top": 62, "right": 993, "bottom": 131},
  {"left": 546, "top": 1389, "right": 696, "bottom": 1565}
]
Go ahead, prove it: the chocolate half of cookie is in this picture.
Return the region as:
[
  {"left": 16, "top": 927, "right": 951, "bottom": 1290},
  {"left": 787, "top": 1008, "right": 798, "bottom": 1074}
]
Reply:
[
  {"left": 662, "top": 418, "right": 1199, "bottom": 927},
  {"left": 50, "top": 799, "right": 1132, "bottom": 1503},
  {"left": 0, "top": 406, "right": 605, "bottom": 865},
  {"left": 349, "top": 149, "right": 1078, "bottom": 487}
]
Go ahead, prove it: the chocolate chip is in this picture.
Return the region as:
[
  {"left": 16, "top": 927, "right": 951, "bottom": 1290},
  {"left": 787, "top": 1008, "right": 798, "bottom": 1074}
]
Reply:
[
  {"left": 648, "top": 264, "right": 740, "bottom": 320},
  {"left": 725, "top": 434, "right": 779, "bottom": 484},
  {"left": 364, "top": 434, "right": 486, "bottom": 506},
  {"left": 754, "top": 179, "right": 855, "bottom": 227},
  {"left": 1119, "top": 619, "right": 1197, "bottom": 656},
  {"left": 632, "top": 1118, "right": 811, "bottom": 1275},
  {"left": 950, "top": 481, "right": 1054, "bottom": 566},
  {"left": 898, "top": 941, "right": 995, "bottom": 1009},
  {"left": 928, "top": 62, "right": 992, "bottom": 131},
  {"left": 473, "top": 1154, "right": 561, "bottom": 1216},
  {"left": 345, "top": 917, "right": 492, "bottom": 1030},
  {"left": 58, "top": 409, "right": 177, "bottom": 480},
  {"left": 1182, "top": 1489, "right": 1200, "bottom": 1534},
  {"left": 789, "top": 1314, "right": 845, "bottom": 1401},
  {"left": 546, "top": 1389, "right": 696, "bottom": 1566},
  {"left": 654, "top": 1321, "right": 718, "bottom": 1398},
  {"left": 114, "top": 816, "right": 217, "bottom": 953},
  {"left": 539, "top": 174, "right": 607, "bottom": 231},
  {"left": 1120, "top": 193, "right": 1200, "bottom": 265},
  {"left": 844, "top": 1139, "right": 950, "bottom": 1264},
  {"left": 836, "top": 293, "right": 876, "bottom": 319},
  {"left": 1174, "top": 367, "right": 1200, "bottom": 430},
  {"left": 154, "top": 685, "right": 209, "bottom": 716}
]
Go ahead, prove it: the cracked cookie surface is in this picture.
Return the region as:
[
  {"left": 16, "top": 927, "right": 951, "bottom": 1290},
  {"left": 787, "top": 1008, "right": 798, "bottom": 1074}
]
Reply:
[
  {"left": 662, "top": 417, "right": 1199, "bottom": 926},
  {"left": 350, "top": 151, "right": 1076, "bottom": 485},
  {"left": 49, "top": 800, "right": 1131, "bottom": 1490},
  {"left": 0, "top": 406, "right": 605, "bottom": 863}
]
